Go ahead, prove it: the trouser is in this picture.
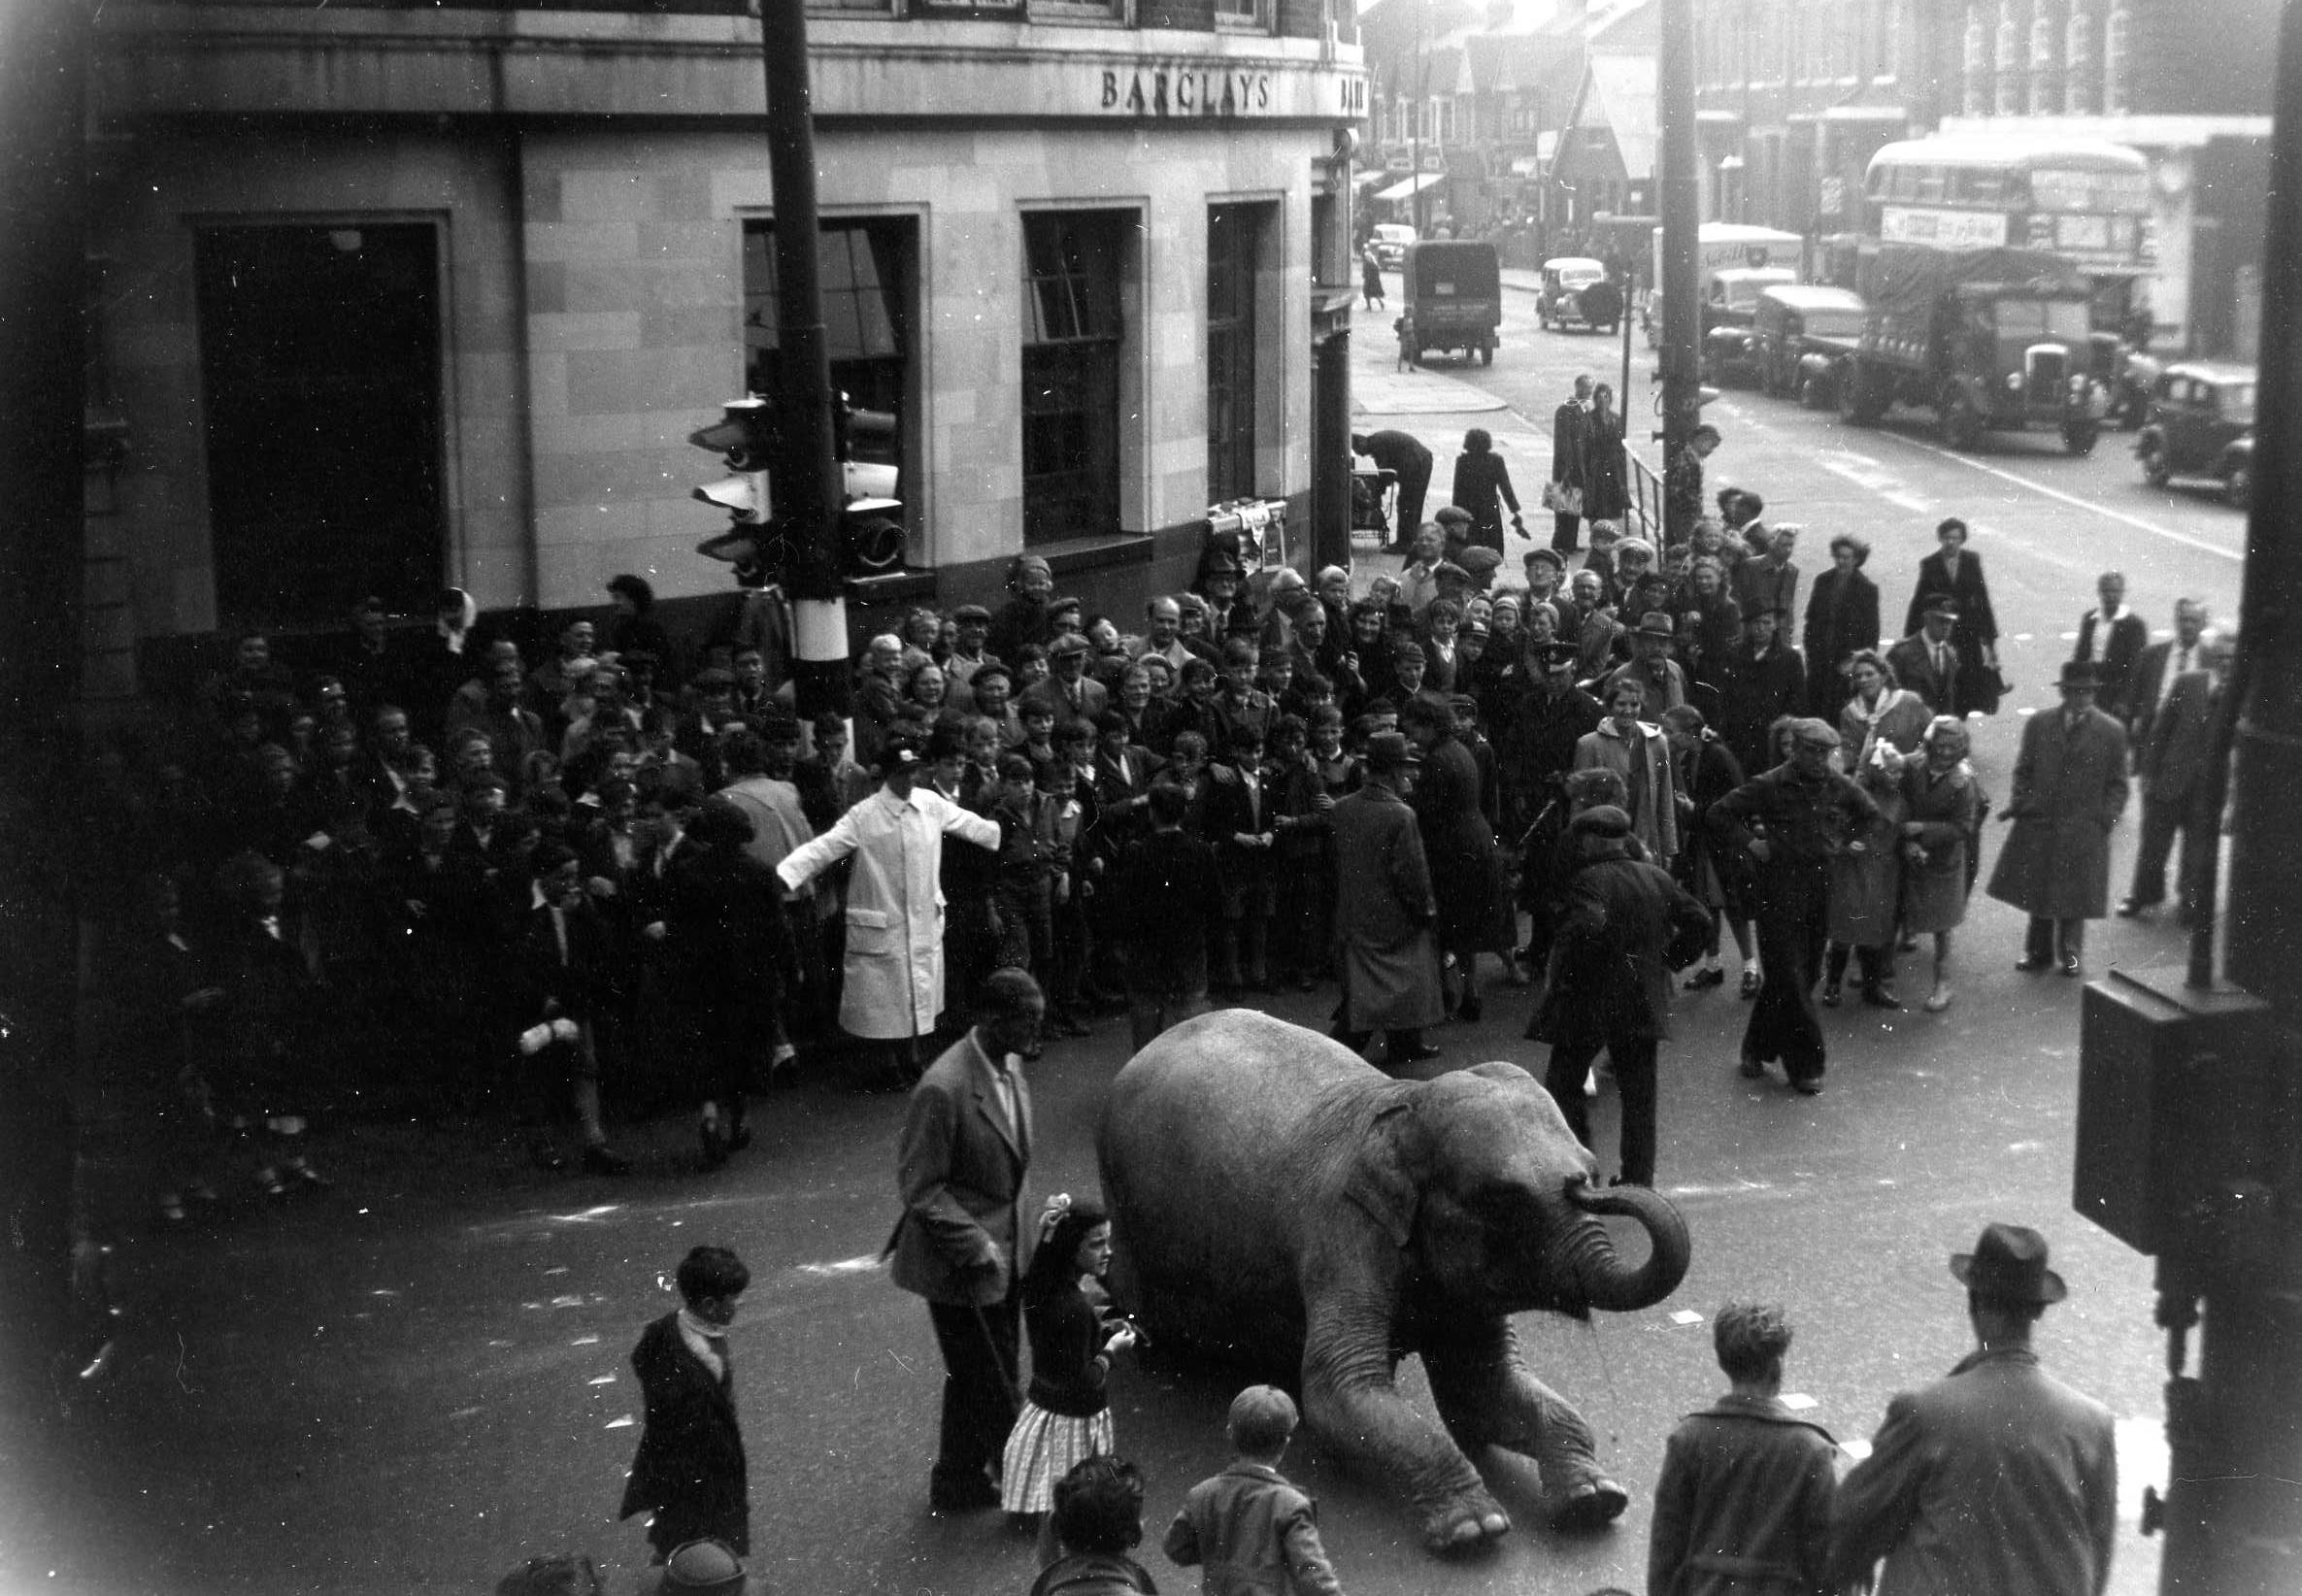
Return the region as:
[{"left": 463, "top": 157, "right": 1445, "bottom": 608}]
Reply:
[
  {"left": 926, "top": 1293, "right": 1021, "bottom": 1496},
  {"left": 1551, "top": 512, "right": 1584, "bottom": 552},
  {"left": 1214, "top": 913, "right": 1270, "bottom": 991},
  {"left": 1743, "top": 872, "right": 1829, "bottom": 1083},
  {"left": 1123, "top": 944, "right": 1210, "bottom": 1051},
  {"left": 1544, "top": 1034, "right": 1659, "bottom": 1186},
  {"left": 1823, "top": 943, "right": 1894, "bottom": 987},
  {"left": 1331, "top": 1022, "right": 1428, "bottom": 1061},
  {"left": 2024, "top": 916, "right": 2086, "bottom": 961},
  {"left": 1395, "top": 465, "right": 1431, "bottom": 546},
  {"left": 2129, "top": 791, "right": 2213, "bottom": 913}
]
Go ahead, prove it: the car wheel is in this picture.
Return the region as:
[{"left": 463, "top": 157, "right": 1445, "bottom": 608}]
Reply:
[
  {"left": 1800, "top": 372, "right": 1829, "bottom": 411},
  {"left": 2226, "top": 463, "right": 2251, "bottom": 510},
  {"left": 2063, "top": 420, "right": 2099, "bottom": 457},
  {"left": 2139, "top": 438, "right": 2171, "bottom": 487}
]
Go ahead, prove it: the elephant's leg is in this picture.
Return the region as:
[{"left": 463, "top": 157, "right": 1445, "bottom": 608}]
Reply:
[
  {"left": 1301, "top": 1302, "right": 1511, "bottom": 1550},
  {"left": 1423, "top": 1318, "right": 1628, "bottom": 1534}
]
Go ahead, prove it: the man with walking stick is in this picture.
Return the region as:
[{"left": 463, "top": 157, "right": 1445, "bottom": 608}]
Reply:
[{"left": 889, "top": 968, "right": 1045, "bottom": 1512}]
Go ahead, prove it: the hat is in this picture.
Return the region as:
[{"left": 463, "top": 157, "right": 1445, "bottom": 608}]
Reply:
[
  {"left": 689, "top": 795, "right": 758, "bottom": 849},
  {"left": 1462, "top": 618, "right": 1490, "bottom": 638},
  {"left": 953, "top": 604, "right": 992, "bottom": 624},
  {"left": 1524, "top": 547, "right": 1565, "bottom": 572},
  {"left": 691, "top": 666, "right": 736, "bottom": 690},
  {"left": 1051, "top": 632, "right": 1091, "bottom": 657},
  {"left": 1434, "top": 561, "right": 1475, "bottom": 586},
  {"left": 1457, "top": 547, "right": 1504, "bottom": 579},
  {"left": 1364, "top": 731, "right": 1414, "bottom": 773},
  {"left": 2058, "top": 659, "right": 2103, "bottom": 688},
  {"left": 878, "top": 732, "right": 924, "bottom": 769},
  {"left": 1199, "top": 549, "right": 1244, "bottom": 578},
  {"left": 1391, "top": 635, "right": 1429, "bottom": 660},
  {"left": 1536, "top": 642, "right": 1582, "bottom": 665},
  {"left": 660, "top": 1539, "right": 747, "bottom": 1594},
  {"left": 1448, "top": 693, "right": 1479, "bottom": 713},
  {"left": 1015, "top": 555, "right": 1052, "bottom": 578},
  {"left": 1923, "top": 594, "right": 1961, "bottom": 620},
  {"left": 1569, "top": 805, "right": 1633, "bottom": 840},
  {"left": 1636, "top": 611, "right": 1676, "bottom": 640},
  {"left": 1789, "top": 717, "right": 1842, "bottom": 749},
  {"left": 1950, "top": 1221, "right": 2068, "bottom": 1305}
]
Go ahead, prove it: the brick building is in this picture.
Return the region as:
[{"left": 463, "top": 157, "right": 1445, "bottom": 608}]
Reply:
[{"left": 86, "top": 0, "right": 1367, "bottom": 671}]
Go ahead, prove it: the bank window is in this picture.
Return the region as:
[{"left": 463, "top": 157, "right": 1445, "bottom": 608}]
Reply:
[
  {"left": 1215, "top": 0, "right": 1268, "bottom": 33},
  {"left": 808, "top": 0, "right": 896, "bottom": 16},
  {"left": 1206, "top": 203, "right": 1269, "bottom": 503},
  {"left": 1021, "top": 211, "right": 1126, "bottom": 546},
  {"left": 745, "top": 216, "right": 915, "bottom": 490}
]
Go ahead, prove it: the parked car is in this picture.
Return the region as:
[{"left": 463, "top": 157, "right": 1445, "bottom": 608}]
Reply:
[
  {"left": 1537, "top": 257, "right": 1616, "bottom": 332},
  {"left": 1696, "top": 267, "right": 1801, "bottom": 383},
  {"left": 2136, "top": 362, "right": 2254, "bottom": 509},
  {"left": 1750, "top": 283, "right": 1868, "bottom": 407},
  {"left": 1370, "top": 223, "right": 1418, "bottom": 270},
  {"left": 1401, "top": 242, "right": 1501, "bottom": 366}
]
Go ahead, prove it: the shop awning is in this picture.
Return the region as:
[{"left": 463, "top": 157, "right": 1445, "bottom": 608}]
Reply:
[{"left": 1375, "top": 173, "right": 1445, "bottom": 202}]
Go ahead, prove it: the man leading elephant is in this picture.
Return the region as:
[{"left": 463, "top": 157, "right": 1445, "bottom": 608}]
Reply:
[
  {"left": 1328, "top": 732, "right": 1445, "bottom": 1069},
  {"left": 1098, "top": 1009, "right": 1692, "bottom": 1553}
]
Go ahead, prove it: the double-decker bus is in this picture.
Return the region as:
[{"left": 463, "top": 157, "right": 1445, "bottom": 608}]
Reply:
[{"left": 1861, "top": 134, "right": 2153, "bottom": 328}]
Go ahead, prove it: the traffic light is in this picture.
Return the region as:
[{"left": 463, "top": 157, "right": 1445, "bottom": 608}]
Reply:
[{"left": 691, "top": 396, "right": 774, "bottom": 568}]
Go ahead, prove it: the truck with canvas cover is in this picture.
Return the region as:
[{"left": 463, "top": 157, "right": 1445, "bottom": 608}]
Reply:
[{"left": 1838, "top": 243, "right": 2106, "bottom": 454}]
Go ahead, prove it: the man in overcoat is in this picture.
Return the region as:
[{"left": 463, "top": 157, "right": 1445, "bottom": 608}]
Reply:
[
  {"left": 889, "top": 969, "right": 1044, "bottom": 1513},
  {"left": 1401, "top": 697, "right": 1501, "bottom": 1022},
  {"left": 622, "top": 1246, "right": 751, "bottom": 1559},
  {"left": 2119, "top": 633, "right": 2228, "bottom": 926},
  {"left": 1829, "top": 1223, "right": 2117, "bottom": 1596},
  {"left": 1713, "top": 606, "right": 1805, "bottom": 781},
  {"left": 776, "top": 733, "right": 1003, "bottom": 1083},
  {"left": 1549, "top": 374, "right": 1593, "bottom": 552},
  {"left": 1328, "top": 732, "right": 1445, "bottom": 1069},
  {"left": 1530, "top": 807, "right": 1710, "bottom": 1188},
  {"left": 1985, "top": 660, "right": 2129, "bottom": 978}
]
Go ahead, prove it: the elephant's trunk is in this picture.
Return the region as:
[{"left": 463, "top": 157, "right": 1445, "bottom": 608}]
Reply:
[{"left": 1553, "top": 1180, "right": 1692, "bottom": 1313}]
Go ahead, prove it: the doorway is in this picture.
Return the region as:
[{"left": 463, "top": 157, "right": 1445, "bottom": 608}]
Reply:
[{"left": 196, "top": 221, "right": 447, "bottom": 627}]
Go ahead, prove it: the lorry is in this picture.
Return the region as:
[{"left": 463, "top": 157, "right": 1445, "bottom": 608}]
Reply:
[
  {"left": 1402, "top": 241, "right": 1502, "bottom": 365},
  {"left": 1837, "top": 244, "right": 2106, "bottom": 455},
  {"left": 1644, "top": 221, "right": 1803, "bottom": 347}
]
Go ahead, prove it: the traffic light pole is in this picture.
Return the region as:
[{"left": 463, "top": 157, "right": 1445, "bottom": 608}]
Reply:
[
  {"left": 760, "top": 0, "right": 851, "bottom": 722},
  {"left": 1653, "top": 0, "right": 1700, "bottom": 525}
]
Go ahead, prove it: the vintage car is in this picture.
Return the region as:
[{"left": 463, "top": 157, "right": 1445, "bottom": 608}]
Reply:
[
  {"left": 1369, "top": 223, "right": 1418, "bottom": 271},
  {"left": 2136, "top": 362, "right": 2254, "bottom": 509},
  {"left": 1536, "top": 257, "right": 1618, "bottom": 332},
  {"left": 1749, "top": 283, "right": 1869, "bottom": 406},
  {"left": 1695, "top": 267, "right": 1802, "bottom": 382}
]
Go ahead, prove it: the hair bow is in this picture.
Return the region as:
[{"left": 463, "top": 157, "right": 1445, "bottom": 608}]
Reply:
[{"left": 1037, "top": 1192, "right": 1074, "bottom": 1246}]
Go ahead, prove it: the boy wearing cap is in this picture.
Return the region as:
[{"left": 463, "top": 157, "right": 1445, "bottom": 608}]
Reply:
[
  {"left": 1165, "top": 1386, "right": 1348, "bottom": 1596},
  {"left": 1830, "top": 1224, "right": 2117, "bottom": 1596}
]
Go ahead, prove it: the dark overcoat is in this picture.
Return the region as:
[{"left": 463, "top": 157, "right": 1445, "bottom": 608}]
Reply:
[
  {"left": 1903, "top": 550, "right": 2000, "bottom": 715},
  {"left": 1529, "top": 849, "right": 1709, "bottom": 1049},
  {"left": 1799, "top": 568, "right": 1881, "bottom": 717},
  {"left": 1408, "top": 733, "right": 1500, "bottom": 948},
  {"left": 1327, "top": 782, "right": 1444, "bottom": 1031},
  {"left": 620, "top": 1312, "right": 750, "bottom": 1554},
  {"left": 1985, "top": 706, "right": 2128, "bottom": 920}
]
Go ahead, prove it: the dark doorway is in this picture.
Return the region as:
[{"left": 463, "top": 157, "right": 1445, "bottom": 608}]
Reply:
[{"left": 196, "top": 222, "right": 446, "bottom": 627}]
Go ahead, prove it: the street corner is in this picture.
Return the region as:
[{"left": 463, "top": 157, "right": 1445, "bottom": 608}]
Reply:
[{"left": 1355, "top": 367, "right": 1511, "bottom": 417}]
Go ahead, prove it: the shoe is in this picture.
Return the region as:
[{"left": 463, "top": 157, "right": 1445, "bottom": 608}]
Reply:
[
  {"left": 581, "top": 1143, "right": 632, "bottom": 1176},
  {"left": 1924, "top": 985, "right": 1953, "bottom": 1013},
  {"left": 2016, "top": 953, "right": 2053, "bottom": 973},
  {"left": 159, "top": 1194, "right": 188, "bottom": 1224},
  {"left": 1820, "top": 980, "right": 1843, "bottom": 1008},
  {"left": 1740, "top": 969, "right": 1762, "bottom": 1000},
  {"left": 255, "top": 1167, "right": 287, "bottom": 1199},
  {"left": 1387, "top": 1042, "right": 1443, "bottom": 1066},
  {"left": 1738, "top": 1054, "right": 1767, "bottom": 1080},
  {"left": 1550, "top": 1477, "right": 1628, "bottom": 1533},
  {"left": 1862, "top": 983, "right": 1902, "bottom": 1010},
  {"left": 1456, "top": 994, "right": 1482, "bottom": 1024},
  {"left": 1791, "top": 1077, "right": 1824, "bottom": 1096},
  {"left": 1684, "top": 966, "right": 1726, "bottom": 991},
  {"left": 2059, "top": 953, "right": 2084, "bottom": 978},
  {"left": 2117, "top": 897, "right": 2152, "bottom": 918}
]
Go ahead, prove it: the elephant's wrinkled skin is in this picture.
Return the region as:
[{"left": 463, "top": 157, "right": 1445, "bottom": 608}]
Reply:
[{"left": 1095, "top": 1010, "right": 1691, "bottom": 1551}]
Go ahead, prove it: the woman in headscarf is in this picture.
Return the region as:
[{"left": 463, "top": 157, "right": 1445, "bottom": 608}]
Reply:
[
  {"left": 1899, "top": 715, "right": 1989, "bottom": 1012},
  {"left": 1836, "top": 648, "right": 1930, "bottom": 770}
]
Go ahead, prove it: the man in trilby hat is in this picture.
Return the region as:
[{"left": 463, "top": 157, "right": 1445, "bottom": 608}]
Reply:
[
  {"left": 1829, "top": 1222, "right": 2117, "bottom": 1596},
  {"left": 1985, "top": 659, "right": 2128, "bottom": 979}
]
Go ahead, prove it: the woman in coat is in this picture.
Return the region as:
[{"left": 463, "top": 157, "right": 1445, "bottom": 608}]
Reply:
[
  {"left": 1822, "top": 745, "right": 1909, "bottom": 1010},
  {"left": 1903, "top": 516, "right": 2002, "bottom": 715},
  {"left": 1802, "top": 533, "right": 1882, "bottom": 720},
  {"left": 1581, "top": 383, "right": 1630, "bottom": 524},
  {"left": 1573, "top": 676, "right": 1680, "bottom": 863},
  {"left": 1661, "top": 707, "right": 1757, "bottom": 996},
  {"left": 1450, "top": 427, "right": 1524, "bottom": 557},
  {"left": 1900, "top": 715, "right": 1988, "bottom": 1012},
  {"left": 1837, "top": 649, "right": 1932, "bottom": 770}
]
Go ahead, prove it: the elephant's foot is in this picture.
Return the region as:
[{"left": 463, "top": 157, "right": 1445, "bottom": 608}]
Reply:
[
  {"left": 1548, "top": 1475, "right": 1628, "bottom": 1534},
  {"left": 1418, "top": 1486, "right": 1511, "bottom": 1552}
]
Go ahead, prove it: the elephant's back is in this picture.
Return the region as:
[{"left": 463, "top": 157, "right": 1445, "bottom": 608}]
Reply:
[{"left": 1101, "top": 1010, "right": 1361, "bottom": 1186}]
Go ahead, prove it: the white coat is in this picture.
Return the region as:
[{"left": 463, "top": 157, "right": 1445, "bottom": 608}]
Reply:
[{"left": 776, "top": 783, "right": 1001, "bottom": 1040}]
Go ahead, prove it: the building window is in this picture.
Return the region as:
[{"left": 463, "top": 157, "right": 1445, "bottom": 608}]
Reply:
[
  {"left": 1206, "top": 204, "right": 1269, "bottom": 502},
  {"left": 1021, "top": 212, "right": 1126, "bottom": 546},
  {"left": 744, "top": 216, "right": 915, "bottom": 499},
  {"left": 1215, "top": 0, "right": 1268, "bottom": 30}
]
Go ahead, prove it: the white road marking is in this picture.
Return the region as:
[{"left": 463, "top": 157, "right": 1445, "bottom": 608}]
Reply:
[
  {"left": 794, "top": 1254, "right": 886, "bottom": 1279},
  {"left": 604, "top": 1414, "right": 635, "bottom": 1430},
  {"left": 1894, "top": 436, "right": 2243, "bottom": 563}
]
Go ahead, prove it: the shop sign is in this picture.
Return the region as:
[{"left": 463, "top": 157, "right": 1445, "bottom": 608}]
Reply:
[{"left": 1101, "top": 64, "right": 1275, "bottom": 116}]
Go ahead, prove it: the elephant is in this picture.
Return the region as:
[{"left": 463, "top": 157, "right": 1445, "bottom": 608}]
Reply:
[{"left": 1095, "top": 1009, "right": 1691, "bottom": 1553}]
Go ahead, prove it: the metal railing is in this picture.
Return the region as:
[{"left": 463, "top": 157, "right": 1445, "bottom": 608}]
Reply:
[{"left": 1627, "top": 450, "right": 1665, "bottom": 543}]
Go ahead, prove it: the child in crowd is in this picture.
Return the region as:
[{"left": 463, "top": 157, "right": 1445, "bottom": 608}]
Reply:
[
  {"left": 1002, "top": 1196, "right": 1137, "bottom": 1534},
  {"left": 1165, "top": 1385, "right": 1346, "bottom": 1596},
  {"left": 1029, "top": 1455, "right": 1158, "bottom": 1596},
  {"left": 1647, "top": 1302, "right": 1839, "bottom": 1596}
]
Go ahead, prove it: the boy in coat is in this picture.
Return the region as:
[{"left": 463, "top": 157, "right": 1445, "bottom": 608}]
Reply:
[
  {"left": 1165, "top": 1385, "right": 1347, "bottom": 1596},
  {"left": 622, "top": 1246, "right": 751, "bottom": 1560}
]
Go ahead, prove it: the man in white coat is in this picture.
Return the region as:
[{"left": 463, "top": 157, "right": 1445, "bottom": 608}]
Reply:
[{"left": 778, "top": 730, "right": 1003, "bottom": 1085}]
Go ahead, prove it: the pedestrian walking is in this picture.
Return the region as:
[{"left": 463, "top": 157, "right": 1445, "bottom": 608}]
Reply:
[
  {"left": 1660, "top": 706, "right": 1757, "bottom": 996},
  {"left": 1835, "top": 649, "right": 1931, "bottom": 769},
  {"left": 1359, "top": 240, "right": 1385, "bottom": 311},
  {"left": 1451, "top": 427, "right": 1525, "bottom": 558},
  {"left": 1401, "top": 696, "right": 1503, "bottom": 1021},
  {"left": 1709, "top": 719, "right": 1879, "bottom": 1094},
  {"left": 1884, "top": 598, "right": 1961, "bottom": 721},
  {"left": 1582, "top": 382, "right": 1629, "bottom": 529},
  {"left": 1829, "top": 1223, "right": 2118, "bottom": 1596},
  {"left": 1985, "top": 661, "right": 2129, "bottom": 979},
  {"left": 1000, "top": 1196, "right": 1139, "bottom": 1529},
  {"left": 1574, "top": 677, "right": 1680, "bottom": 863},
  {"left": 1903, "top": 517, "right": 2002, "bottom": 716},
  {"left": 1900, "top": 716, "right": 1988, "bottom": 1013},
  {"left": 775, "top": 731, "right": 1002, "bottom": 1086},
  {"left": 1648, "top": 1302, "right": 1840, "bottom": 1596},
  {"left": 1327, "top": 731, "right": 1445, "bottom": 1069},
  {"left": 1802, "top": 533, "right": 1882, "bottom": 720},
  {"left": 2119, "top": 632, "right": 2227, "bottom": 927},
  {"left": 1164, "top": 1385, "right": 1348, "bottom": 1596},
  {"left": 1820, "top": 745, "right": 1909, "bottom": 1011},
  {"left": 2071, "top": 571, "right": 2149, "bottom": 720},
  {"left": 620, "top": 1246, "right": 751, "bottom": 1561},
  {"left": 1549, "top": 375, "right": 1593, "bottom": 553},
  {"left": 888, "top": 968, "right": 1043, "bottom": 1513},
  {"left": 2121, "top": 597, "right": 2211, "bottom": 754},
  {"left": 1529, "top": 805, "right": 1710, "bottom": 1188}
]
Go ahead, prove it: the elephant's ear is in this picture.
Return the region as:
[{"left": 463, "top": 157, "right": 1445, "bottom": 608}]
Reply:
[{"left": 1341, "top": 1101, "right": 1419, "bottom": 1248}]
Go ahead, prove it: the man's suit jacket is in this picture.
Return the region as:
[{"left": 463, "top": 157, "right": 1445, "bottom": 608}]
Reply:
[
  {"left": 1885, "top": 633, "right": 1958, "bottom": 717},
  {"left": 514, "top": 897, "right": 617, "bottom": 1024},
  {"left": 1829, "top": 1347, "right": 2116, "bottom": 1596},
  {"left": 2073, "top": 606, "right": 2149, "bottom": 716},
  {"left": 2141, "top": 668, "right": 2220, "bottom": 807},
  {"left": 890, "top": 1032, "right": 1032, "bottom": 1307},
  {"left": 2124, "top": 638, "right": 2206, "bottom": 750},
  {"left": 1551, "top": 400, "right": 1588, "bottom": 487},
  {"left": 619, "top": 1313, "right": 750, "bottom": 1553}
]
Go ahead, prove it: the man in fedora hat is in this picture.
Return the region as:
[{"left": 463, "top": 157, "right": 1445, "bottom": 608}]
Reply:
[
  {"left": 1830, "top": 1222, "right": 2117, "bottom": 1595},
  {"left": 1985, "top": 659, "right": 2128, "bottom": 978},
  {"left": 1328, "top": 731, "right": 1445, "bottom": 1069},
  {"left": 1600, "top": 612, "right": 1688, "bottom": 716}
]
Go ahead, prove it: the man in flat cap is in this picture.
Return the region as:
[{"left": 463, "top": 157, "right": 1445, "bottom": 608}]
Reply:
[
  {"left": 1830, "top": 1223, "right": 2117, "bottom": 1596},
  {"left": 1986, "top": 660, "right": 2128, "bottom": 978},
  {"left": 1328, "top": 732, "right": 1445, "bottom": 1069}
]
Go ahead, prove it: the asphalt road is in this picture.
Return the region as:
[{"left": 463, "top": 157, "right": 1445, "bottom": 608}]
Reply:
[{"left": 4, "top": 282, "right": 2250, "bottom": 1596}]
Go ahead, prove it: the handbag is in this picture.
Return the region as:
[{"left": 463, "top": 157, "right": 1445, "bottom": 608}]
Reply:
[{"left": 1542, "top": 481, "right": 1585, "bottom": 516}]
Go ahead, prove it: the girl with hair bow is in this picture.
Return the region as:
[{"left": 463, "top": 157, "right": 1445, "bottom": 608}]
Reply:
[{"left": 999, "top": 1194, "right": 1138, "bottom": 1536}]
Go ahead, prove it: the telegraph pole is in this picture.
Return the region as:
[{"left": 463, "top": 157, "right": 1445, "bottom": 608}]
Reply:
[
  {"left": 760, "top": 0, "right": 851, "bottom": 721},
  {"left": 1653, "top": 0, "right": 1700, "bottom": 507}
]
